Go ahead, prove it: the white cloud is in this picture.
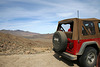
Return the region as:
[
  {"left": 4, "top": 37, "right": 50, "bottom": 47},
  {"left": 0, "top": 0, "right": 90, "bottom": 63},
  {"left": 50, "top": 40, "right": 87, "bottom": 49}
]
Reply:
[
  {"left": 57, "top": 13, "right": 74, "bottom": 18},
  {"left": 1, "top": 0, "right": 100, "bottom": 20}
]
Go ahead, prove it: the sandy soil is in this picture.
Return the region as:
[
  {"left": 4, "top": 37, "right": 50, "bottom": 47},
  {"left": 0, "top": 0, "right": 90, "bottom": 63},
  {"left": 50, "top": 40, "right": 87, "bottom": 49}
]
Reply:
[{"left": 0, "top": 52, "right": 79, "bottom": 67}]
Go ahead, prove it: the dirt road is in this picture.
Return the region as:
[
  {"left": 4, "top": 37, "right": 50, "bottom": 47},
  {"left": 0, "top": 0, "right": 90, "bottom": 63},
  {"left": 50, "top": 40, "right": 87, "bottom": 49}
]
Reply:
[{"left": 0, "top": 52, "right": 79, "bottom": 67}]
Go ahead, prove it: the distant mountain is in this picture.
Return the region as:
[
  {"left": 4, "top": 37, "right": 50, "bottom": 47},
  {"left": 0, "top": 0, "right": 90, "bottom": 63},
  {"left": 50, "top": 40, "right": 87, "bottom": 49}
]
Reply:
[{"left": 0, "top": 30, "right": 40, "bottom": 37}]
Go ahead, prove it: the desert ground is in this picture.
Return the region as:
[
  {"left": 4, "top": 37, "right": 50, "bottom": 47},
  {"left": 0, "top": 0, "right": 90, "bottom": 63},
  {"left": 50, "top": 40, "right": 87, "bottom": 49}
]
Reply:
[
  {"left": 0, "top": 31, "right": 52, "bottom": 55},
  {"left": 0, "top": 52, "right": 79, "bottom": 67}
]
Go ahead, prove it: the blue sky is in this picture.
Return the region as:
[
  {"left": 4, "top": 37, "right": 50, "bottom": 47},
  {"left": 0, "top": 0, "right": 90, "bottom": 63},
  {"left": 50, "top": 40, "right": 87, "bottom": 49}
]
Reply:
[{"left": 0, "top": 0, "right": 100, "bottom": 34}]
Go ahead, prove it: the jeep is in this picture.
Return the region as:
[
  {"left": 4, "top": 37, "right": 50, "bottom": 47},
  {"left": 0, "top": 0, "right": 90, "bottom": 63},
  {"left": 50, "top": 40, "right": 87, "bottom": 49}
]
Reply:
[{"left": 53, "top": 18, "right": 100, "bottom": 67}]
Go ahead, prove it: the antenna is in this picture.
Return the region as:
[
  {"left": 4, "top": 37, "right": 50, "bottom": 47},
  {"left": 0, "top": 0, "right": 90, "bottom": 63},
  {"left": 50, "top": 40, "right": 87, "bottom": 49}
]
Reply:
[
  {"left": 77, "top": 10, "right": 79, "bottom": 18},
  {"left": 77, "top": 10, "right": 80, "bottom": 40}
]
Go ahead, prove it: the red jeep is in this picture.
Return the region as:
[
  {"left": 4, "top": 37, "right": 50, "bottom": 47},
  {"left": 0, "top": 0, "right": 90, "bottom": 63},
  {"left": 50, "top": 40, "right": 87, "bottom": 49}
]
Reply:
[{"left": 53, "top": 18, "right": 100, "bottom": 67}]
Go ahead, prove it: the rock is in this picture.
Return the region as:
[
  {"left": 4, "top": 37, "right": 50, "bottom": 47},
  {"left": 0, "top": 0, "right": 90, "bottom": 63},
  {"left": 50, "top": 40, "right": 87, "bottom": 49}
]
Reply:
[{"left": 25, "top": 51, "right": 30, "bottom": 54}]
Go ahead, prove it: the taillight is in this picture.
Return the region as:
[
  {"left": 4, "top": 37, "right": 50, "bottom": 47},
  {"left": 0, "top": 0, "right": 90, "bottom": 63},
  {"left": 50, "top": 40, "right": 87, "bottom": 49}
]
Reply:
[
  {"left": 69, "top": 42, "right": 73, "bottom": 49},
  {"left": 67, "top": 38, "right": 74, "bottom": 49}
]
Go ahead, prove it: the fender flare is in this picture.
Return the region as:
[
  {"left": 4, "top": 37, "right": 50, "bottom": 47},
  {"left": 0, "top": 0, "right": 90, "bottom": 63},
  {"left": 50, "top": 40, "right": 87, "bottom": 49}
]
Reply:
[{"left": 78, "top": 41, "right": 99, "bottom": 55}]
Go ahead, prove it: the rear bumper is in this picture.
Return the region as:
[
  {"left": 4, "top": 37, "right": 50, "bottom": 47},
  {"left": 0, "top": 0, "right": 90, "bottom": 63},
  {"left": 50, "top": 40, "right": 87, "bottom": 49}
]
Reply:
[
  {"left": 61, "top": 52, "right": 77, "bottom": 60},
  {"left": 53, "top": 49, "right": 77, "bottom": 60}
]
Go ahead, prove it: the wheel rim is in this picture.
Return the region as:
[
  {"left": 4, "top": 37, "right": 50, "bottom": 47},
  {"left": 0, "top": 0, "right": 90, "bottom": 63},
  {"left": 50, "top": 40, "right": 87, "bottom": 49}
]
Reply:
[{"left": 86, "top": 52, "right": 95, "bottom": 64}]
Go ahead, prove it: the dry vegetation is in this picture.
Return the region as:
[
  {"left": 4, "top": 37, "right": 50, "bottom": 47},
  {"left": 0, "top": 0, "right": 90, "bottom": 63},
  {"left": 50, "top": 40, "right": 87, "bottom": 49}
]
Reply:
[{"left": 0, "top": 32, "right": 53, "bottom": 55}]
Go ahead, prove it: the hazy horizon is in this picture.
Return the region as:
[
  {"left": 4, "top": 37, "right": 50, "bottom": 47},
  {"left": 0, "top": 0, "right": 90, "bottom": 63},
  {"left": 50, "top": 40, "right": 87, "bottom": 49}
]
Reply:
[{"left": 0, "top": 29, "right": 53, "bottom": 34}]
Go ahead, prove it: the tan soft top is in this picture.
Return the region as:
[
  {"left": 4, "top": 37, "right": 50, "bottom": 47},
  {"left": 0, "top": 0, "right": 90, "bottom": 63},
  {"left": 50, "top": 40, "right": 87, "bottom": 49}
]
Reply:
[{"left": 58, "top": 18, "right": 100, "bottom": 24}]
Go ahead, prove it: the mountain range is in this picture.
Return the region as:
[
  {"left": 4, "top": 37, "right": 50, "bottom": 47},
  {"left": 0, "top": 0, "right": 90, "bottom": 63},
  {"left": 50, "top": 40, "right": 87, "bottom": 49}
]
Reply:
[
  {"left": 0, "top": 30, "right": 39, "bottom": 37},
  {"left": 0, "top": 30, "right": 53, "bottom": 39}
]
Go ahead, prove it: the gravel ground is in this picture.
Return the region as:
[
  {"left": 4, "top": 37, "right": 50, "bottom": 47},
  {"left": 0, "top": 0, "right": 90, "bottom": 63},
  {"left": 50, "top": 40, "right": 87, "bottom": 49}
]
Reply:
[{"left": 0, "top": 52, "right": 79, "bottom": 67}]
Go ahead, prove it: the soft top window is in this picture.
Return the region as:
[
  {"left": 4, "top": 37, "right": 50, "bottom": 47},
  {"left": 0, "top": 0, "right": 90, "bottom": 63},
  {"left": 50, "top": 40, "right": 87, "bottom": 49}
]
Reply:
[
  {"left": 98, "top": 22, "right": 100, "bottom": 32},
  {"left": 82, "top": 21, "right": 95, "bottom": 35}
]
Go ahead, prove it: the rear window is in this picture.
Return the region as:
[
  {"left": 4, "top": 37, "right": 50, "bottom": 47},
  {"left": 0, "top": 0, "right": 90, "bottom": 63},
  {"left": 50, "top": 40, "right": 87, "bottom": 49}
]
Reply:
[
  {"left": 57, "top": 22, "right": 74, "bottom": 39},
  {"left": 61, "top": 24, "right": 70, "bottom": 32},
  {"left": 58, "top": 22, "right": 73, "bottom": 32}
]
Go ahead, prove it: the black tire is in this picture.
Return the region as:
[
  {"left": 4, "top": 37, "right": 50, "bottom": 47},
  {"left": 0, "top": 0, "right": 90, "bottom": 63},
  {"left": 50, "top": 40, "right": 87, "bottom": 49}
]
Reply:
[
  {"left": 53, "top": 31, "right": 67, "bottom": 52},
  {"left": 79, "top": 47, "right": 97, "bottom": 67},
  {"left": 96, "top": 52, "right": 100, "bottom": 67}
]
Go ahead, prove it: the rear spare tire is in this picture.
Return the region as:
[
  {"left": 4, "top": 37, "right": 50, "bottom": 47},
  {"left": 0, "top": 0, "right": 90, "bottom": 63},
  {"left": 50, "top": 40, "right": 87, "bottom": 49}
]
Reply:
[{"left": 53, "top": 31, "right": 67, "bottom": 52}]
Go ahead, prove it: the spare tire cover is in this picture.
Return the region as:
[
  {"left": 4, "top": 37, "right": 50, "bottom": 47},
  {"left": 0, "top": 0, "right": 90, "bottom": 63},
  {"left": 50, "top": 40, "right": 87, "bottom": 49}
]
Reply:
[{"left": 53, "top": 31, "right": 67, "bottom": 52}]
